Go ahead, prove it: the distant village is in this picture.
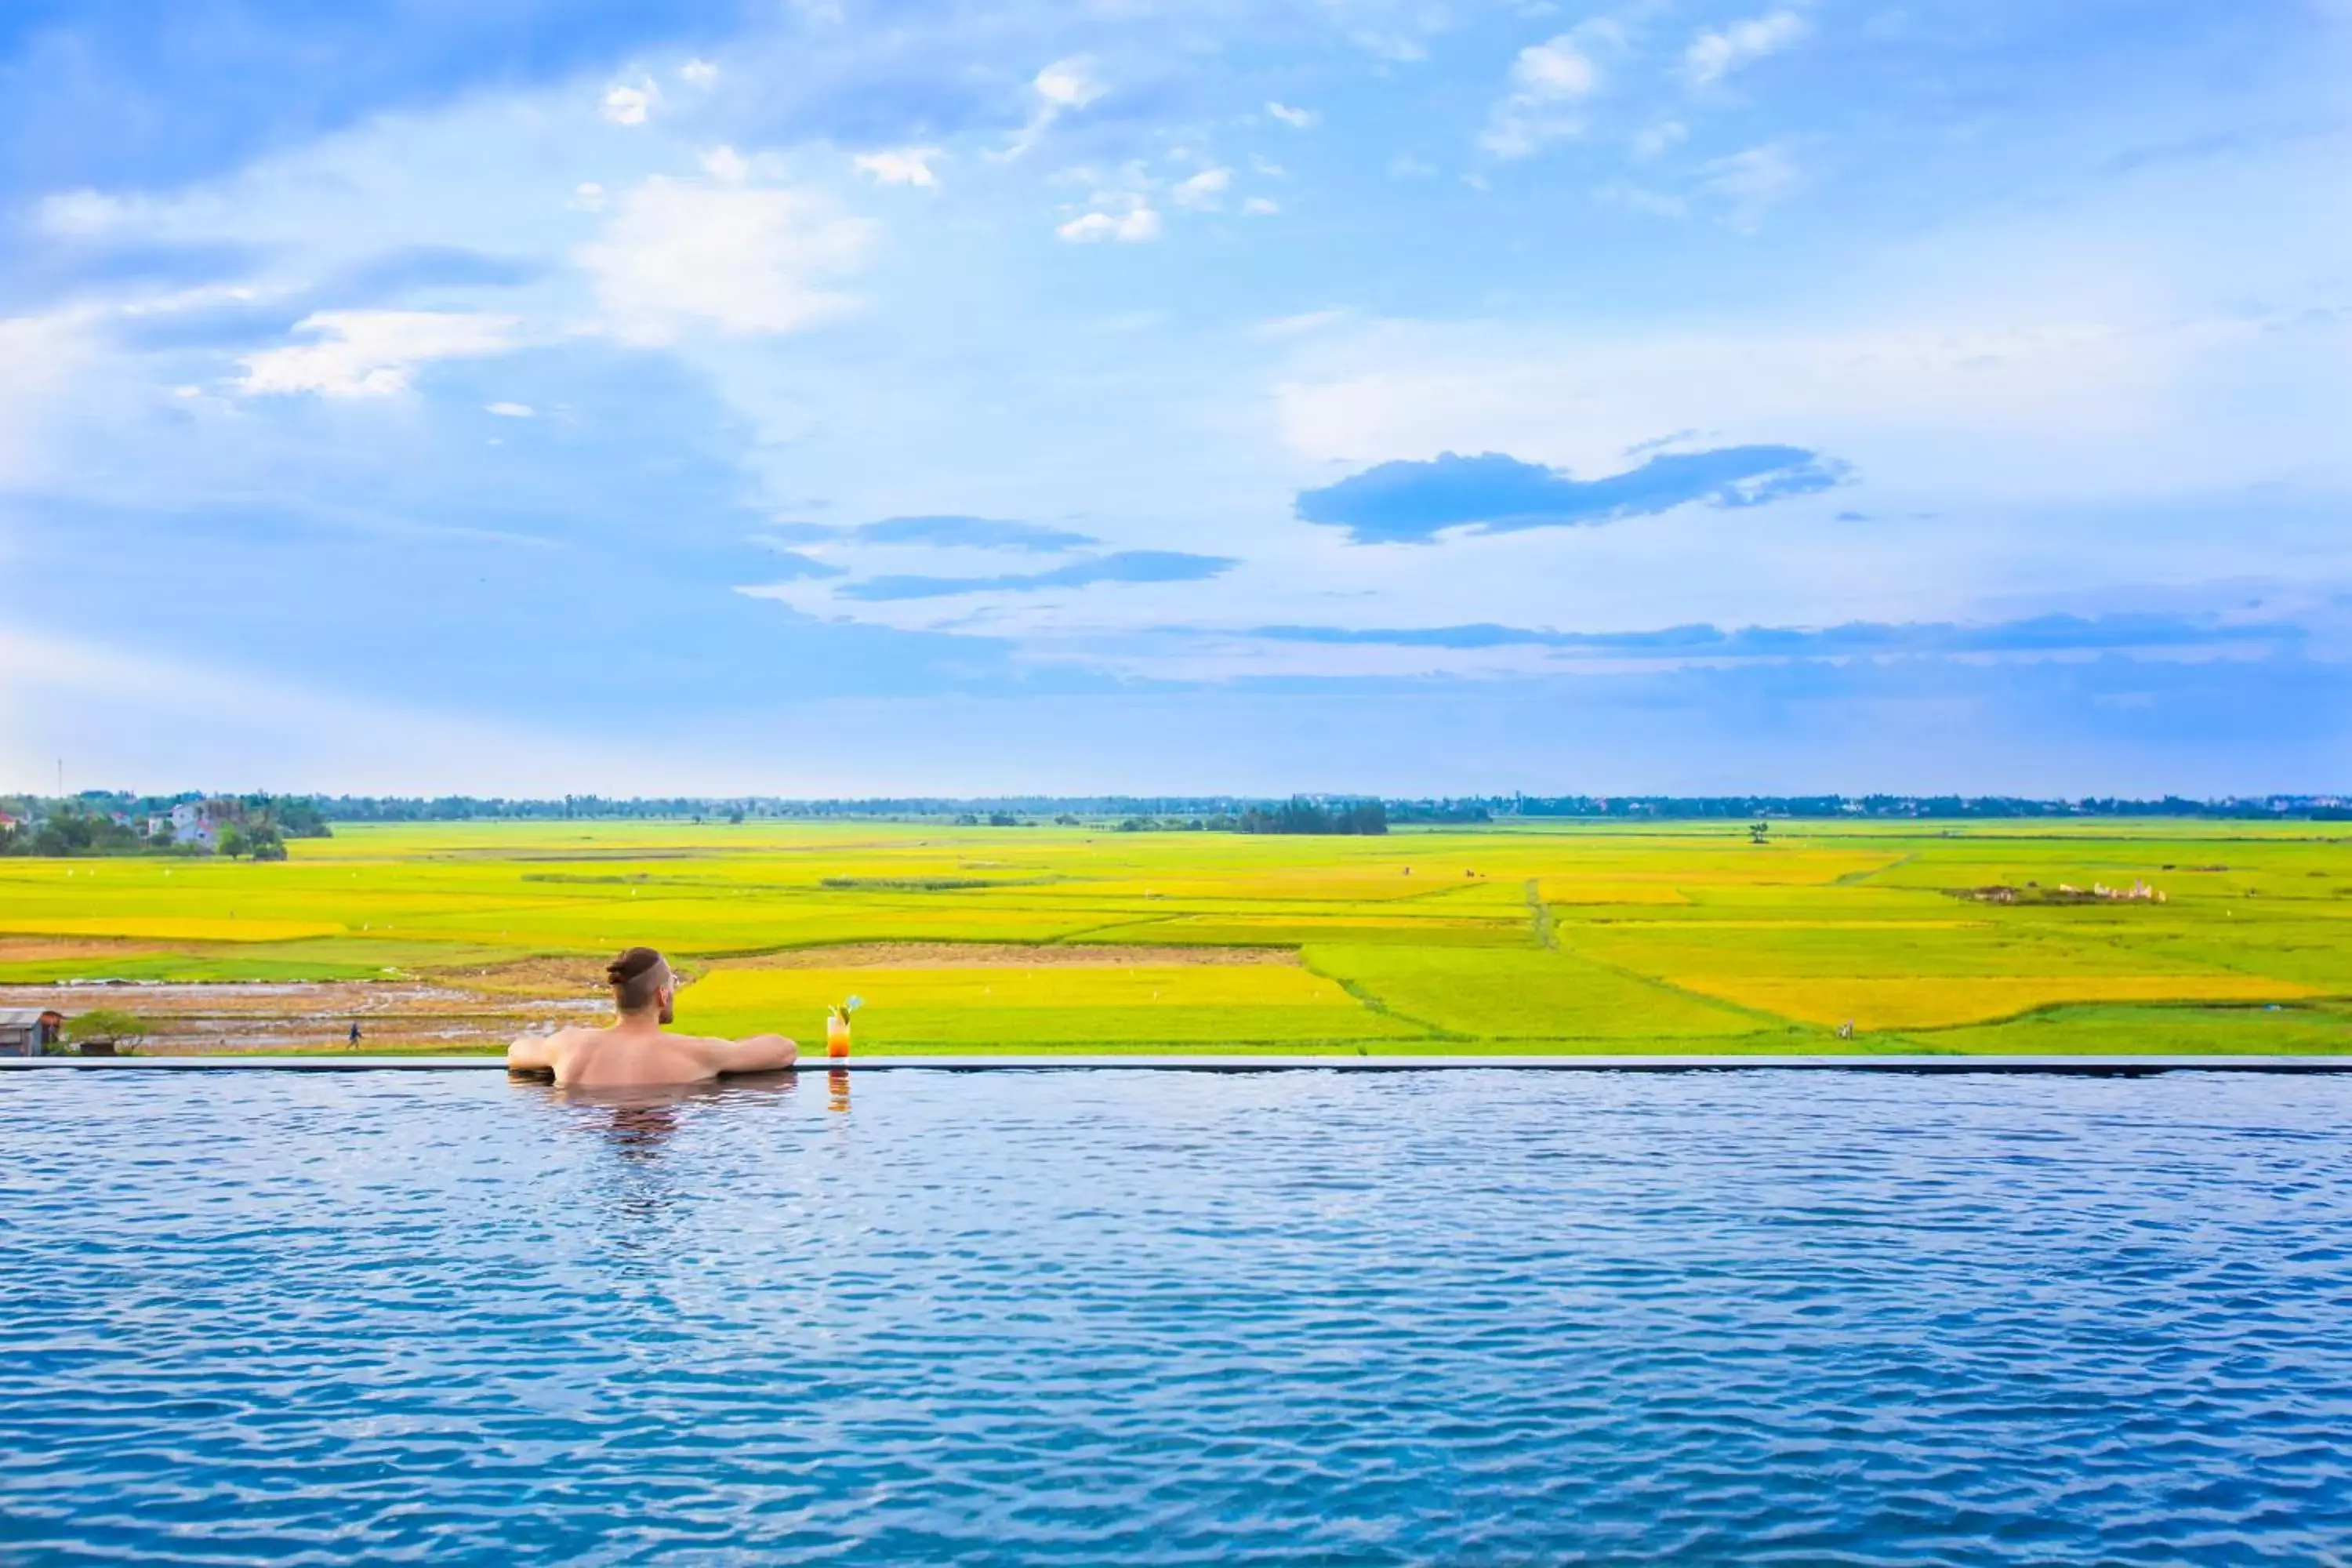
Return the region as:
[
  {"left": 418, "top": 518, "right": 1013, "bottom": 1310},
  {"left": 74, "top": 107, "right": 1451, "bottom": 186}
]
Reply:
[{"left": 0, "top": 795, "right": 332, "bottom": 859}]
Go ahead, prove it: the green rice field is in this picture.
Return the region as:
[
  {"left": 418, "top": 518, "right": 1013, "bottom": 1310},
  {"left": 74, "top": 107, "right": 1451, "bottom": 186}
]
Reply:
[{"left": 2, "top": 817, "right": 2349, "bottom": 1055}]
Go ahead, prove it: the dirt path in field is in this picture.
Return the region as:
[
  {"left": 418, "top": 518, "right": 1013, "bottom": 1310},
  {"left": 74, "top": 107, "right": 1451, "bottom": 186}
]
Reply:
[
  {"left": 0, "top": 978, "right": 604, "bottom": 1054},
  {"left": 1, "top": 942, "right": 1295, "bottom": 1054},
  {"left": 0, "top": 938, "right": 169, "bottom": 963}
]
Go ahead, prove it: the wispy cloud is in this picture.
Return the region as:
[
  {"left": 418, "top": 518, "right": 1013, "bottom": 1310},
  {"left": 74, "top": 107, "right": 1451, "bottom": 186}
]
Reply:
[
  {"left": 1001, "top": 56, "right": 1106, "bottom": 159},
  {"left": 1294, "top": 448, "right": 1846, "bottom": 543},
  {"left": 1684, "top": 10, "right": 1809, "bottom": 87},
  {"left": 235, "top": 310, "right": 519, "bottom": 397},
  {"left": 1172, "top": 167, "right": 1232, "bottom": 209},
  {"left": 855, "top": 147, "right": 942, "bottom": 187},
  {"left": 1057, "top": 206, "right": 1160, "bottom": 242},
  {"left": 1249, "top": 613, "right": 2299, "bottom": 659},
  {"left": 851, "top": 516, "right": 1099, "bottom": 551},
  {"left": 577, "top": 178, "right": 874, "bottom": 341},
  {"left": 5, "top": 0, "right": 2344, "bottom": 791},
  {"left": 1700, "top": 141, "right": 1801, "bottom": 228},
  {"left": 1482, "top": 28, "right": 1610, "bottom": 159},
  {"left": 1253, "top": 309, "right": 1351, "bottom": 338},
  {"left": 838, "top": 551, "right": 1236, "bottom": 601}
]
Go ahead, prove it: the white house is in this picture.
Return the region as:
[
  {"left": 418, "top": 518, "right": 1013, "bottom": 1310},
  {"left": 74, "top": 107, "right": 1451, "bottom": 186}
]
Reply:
[{"left": 169, "top": 801, "right": 218, "bottom": 847}]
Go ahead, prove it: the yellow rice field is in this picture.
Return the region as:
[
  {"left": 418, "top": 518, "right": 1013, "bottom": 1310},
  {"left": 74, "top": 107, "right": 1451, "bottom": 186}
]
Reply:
[
  {"left": 1, "top": 815, "right": 2349, "bottom": 1054},
  {"left": 1666, "top": 973, "right": 2325, "bottom": 1031}
]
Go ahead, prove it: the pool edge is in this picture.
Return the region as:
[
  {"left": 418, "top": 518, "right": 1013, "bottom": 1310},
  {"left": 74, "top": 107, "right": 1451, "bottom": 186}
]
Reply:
[{"left": 7, "top": 1054, "right": 2352, "bottom": 1073}]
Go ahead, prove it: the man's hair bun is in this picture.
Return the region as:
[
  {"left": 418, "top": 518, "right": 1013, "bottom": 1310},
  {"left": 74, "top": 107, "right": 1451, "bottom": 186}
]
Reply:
[{"left": 607, "top": 946, "right": 665, "bottom": 985}]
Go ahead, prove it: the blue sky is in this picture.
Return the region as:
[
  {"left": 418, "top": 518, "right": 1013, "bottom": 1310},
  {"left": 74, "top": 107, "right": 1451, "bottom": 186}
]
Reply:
[{"left": 2, "top": 0, "right": 2347, "bottom": 795}]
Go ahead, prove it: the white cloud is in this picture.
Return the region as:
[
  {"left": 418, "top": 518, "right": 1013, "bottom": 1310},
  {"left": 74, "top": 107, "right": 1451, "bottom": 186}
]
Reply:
[
  {"left": 1700, "top": 142, "right": 1801, "bottom": 228},
  {"left": 679, "top": 58, "right": 719, "bottom": 88},
  {"left": 571, "top": 181, "right": 608, "bottom": 212},
  {"left": 1482, "top": 31, "right": 1606, "bottom": 158},
  {"left": 1515, "top": 35, "right": 1603, "bottom": 96},
  {"left": 855, "top": 147, "right": 942, "bottom": 187},
  {"left": 1057, "top": 207, "right": 1162, "bottom": 242},
  {"left": 485, "top": 401, "right": 535, "bottom": 418},
  {"left": 1684, "top": 10, "right": 1809, "bottom": 87},
  {"left": 578, "top": 178, "right": 875, "bottom": 342},
  {"left": 699, "top": 145, "right": 753, "bottom": 184},
  {"left": 1054, "top": 165, "right": 1163, "bottom": 241},
  {"left": 1243, "top": 196, "right": 1281, "bottom": 216},
  {"left": 1002, "top": 56, "right": 1105, "bottom": 158},
  {"left": 1035, "top": 56, "right": 1105, "bottom": 110},
  {"left": 1266, "top": 101, "right": 1319, "bottom": 129},
  {"left": 1172, "top": 167, "right": 1232, "bottom": 209},
  {"left": 601, "top": 80, "right": 659, "bottom": 125},
  {"left": 235, "top": 310, "right": 520, "bottom": 397}
]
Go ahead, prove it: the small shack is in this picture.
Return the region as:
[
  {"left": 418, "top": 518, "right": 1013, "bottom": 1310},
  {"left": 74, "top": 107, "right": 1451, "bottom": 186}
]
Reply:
[{"left": 0, "top": 1009, "right": 66, "bottom": 1057}]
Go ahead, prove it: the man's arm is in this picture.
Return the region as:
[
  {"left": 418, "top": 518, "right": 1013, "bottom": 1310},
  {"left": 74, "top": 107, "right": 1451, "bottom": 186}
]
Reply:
[
  {"left": 507, "top": 1030, "right": 563, "bottom": 1073},
  {"left": 698, "top": 1033, "right": 799, "bottom": 1075}
]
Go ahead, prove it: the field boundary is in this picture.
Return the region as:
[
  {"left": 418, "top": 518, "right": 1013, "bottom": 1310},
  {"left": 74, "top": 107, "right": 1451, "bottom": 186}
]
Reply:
[
  {"left": 1525, "top": 878, "right": 1557, "bottom": 949},
  {"left": 1292, "top": 960, "right": 1462, "bottom": 1042},
  {"left": 1545, "top": 935, "right": 1807, "bottom": 1034}
]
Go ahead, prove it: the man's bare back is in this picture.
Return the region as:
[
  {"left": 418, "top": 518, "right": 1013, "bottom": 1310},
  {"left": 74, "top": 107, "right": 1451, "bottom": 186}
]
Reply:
[{"left": 509, "top": 947, "right": 797, "bottom": 1087}]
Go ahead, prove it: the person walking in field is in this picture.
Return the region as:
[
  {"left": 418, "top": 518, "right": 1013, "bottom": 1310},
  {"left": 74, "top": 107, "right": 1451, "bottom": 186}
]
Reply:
[{"left": 507, "top": 947, "right": 798, "bottom": 1087}]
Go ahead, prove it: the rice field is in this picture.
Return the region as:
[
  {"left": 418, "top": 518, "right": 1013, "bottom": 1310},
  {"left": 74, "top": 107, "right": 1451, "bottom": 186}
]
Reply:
[{"left": 2, "top": 816, "right": 2348, "bottom": 1054}]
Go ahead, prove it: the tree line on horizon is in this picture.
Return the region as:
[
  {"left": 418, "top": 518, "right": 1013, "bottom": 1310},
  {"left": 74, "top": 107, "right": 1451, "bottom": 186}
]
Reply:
[{"left": 5, "top": 788, "right": 2347, "bottom": 860}]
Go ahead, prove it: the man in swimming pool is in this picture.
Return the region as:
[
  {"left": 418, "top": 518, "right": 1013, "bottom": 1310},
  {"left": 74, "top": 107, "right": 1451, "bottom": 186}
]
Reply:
[{"left": 507, "top": 946, "right": 798, "bottom": 1087}]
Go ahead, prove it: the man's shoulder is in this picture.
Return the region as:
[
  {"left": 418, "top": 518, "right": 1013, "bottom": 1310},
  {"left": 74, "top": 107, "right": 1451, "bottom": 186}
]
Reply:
[
  {"left": 510, "top": 1022, "right": 604, "bottom": 1065},
  {"left": 656, "top": 1029, "right": 737, "bottom": 1056}
]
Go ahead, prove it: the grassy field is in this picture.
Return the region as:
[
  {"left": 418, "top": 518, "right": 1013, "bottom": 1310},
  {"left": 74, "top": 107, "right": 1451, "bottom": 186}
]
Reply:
[{"left": 2, "top": 816, "right": 2349, "bottom": 1054}]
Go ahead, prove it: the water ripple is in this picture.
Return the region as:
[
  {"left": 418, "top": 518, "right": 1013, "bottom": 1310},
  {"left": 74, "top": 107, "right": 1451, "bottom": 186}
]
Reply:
[{"left": 4, "top": 1069, "right": 2351, "bottom": 1564}]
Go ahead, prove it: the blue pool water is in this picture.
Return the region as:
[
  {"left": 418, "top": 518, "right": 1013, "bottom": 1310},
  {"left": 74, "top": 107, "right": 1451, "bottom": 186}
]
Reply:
[{"left": 3, "top": 1068, "right": 2350, "bottom": 1565}]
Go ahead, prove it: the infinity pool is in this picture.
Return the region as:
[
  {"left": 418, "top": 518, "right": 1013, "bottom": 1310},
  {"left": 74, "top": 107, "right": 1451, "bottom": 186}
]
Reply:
[{"left": 4, "top": 1069, "right": 2349, "bottom": 1564}]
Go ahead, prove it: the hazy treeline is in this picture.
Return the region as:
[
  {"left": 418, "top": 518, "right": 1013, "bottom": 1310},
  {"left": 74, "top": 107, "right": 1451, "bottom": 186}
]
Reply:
[
  {"left": 7, "top": 790, "right": 2348, "bottom": 860},
  {"left": 1238, "top": 800, "right": 1389, "bottom": 836},
  {"left": 285, "top": 791, "right": 2351, "bottom": 822},
  {"left": 1492, "top": 794, "right": 2351, "bottom": 820}
]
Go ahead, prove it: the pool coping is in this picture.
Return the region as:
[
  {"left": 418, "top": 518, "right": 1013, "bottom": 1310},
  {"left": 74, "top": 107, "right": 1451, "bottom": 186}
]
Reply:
[{"left": 6, "top": 1054, "right": 2352, "bottom": 1074}]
